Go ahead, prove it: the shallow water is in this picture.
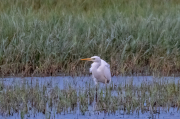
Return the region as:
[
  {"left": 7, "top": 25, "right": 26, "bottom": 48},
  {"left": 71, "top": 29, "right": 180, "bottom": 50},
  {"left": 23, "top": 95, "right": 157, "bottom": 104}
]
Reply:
[
  {"left": 0, "top": 75, "right": 179, "bottom": 88},
  {"left": 1, "top": 109, "right": 180, "bottom": 119},
  {"left": 0, "top": 76, "right": 180, "bottom": 119}
]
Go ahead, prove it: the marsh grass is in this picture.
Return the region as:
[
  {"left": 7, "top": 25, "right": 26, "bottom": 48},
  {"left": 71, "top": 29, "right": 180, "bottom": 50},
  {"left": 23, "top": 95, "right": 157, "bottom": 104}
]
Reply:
[
  {"left": 0, "top": 0, "right": 180, "bottom": 76},
  {"left": 0, "top": 78, "right": 180, "bottom": 118}
]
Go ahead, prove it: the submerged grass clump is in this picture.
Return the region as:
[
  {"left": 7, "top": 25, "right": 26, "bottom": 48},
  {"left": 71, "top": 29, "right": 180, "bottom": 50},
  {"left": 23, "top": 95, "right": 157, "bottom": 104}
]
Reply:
[
  {"left": 0, "top": 77, "right": 180, "bottom": 118},
  {"left": 0, "top": 0, "right": 180, "bottom": 76}
]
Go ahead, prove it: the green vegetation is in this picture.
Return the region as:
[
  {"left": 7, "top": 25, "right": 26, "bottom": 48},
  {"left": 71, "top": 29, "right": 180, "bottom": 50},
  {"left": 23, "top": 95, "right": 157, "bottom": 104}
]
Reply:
[
  {"left": 0, "top": 0, "right": 180, "bottom": 76},
  {"left": 0, "top": 78, "right": 180, "bottom": 117}
]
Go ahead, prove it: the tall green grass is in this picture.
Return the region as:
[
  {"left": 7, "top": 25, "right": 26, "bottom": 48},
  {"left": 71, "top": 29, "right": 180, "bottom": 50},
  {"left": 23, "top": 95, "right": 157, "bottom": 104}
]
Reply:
[{"left": 0, "top": 0, "right": 180, "bottom": 76}]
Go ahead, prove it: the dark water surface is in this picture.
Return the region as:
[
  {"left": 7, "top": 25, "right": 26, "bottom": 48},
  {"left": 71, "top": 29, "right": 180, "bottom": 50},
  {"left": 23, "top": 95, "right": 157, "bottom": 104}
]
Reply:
[{"left": 0, "top": 76, "right": 180, "bottom": 119}]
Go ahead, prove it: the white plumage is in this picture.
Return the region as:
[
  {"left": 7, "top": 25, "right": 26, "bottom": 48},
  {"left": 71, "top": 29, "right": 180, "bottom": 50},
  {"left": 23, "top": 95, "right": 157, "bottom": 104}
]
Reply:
[{"left": 81, "top": 56, "right": 111, "bottom": 85}]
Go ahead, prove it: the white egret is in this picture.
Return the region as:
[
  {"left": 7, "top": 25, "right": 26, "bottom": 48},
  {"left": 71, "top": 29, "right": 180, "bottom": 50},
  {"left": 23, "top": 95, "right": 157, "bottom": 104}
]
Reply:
[{"left": 81, "top": 56, "right": 111, "bottom": 85}]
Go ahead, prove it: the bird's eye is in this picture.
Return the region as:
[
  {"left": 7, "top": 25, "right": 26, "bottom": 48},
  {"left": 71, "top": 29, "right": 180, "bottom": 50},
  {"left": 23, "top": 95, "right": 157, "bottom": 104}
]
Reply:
[{"left": 92, "top": 58, "right": 95, "bottom": 60}]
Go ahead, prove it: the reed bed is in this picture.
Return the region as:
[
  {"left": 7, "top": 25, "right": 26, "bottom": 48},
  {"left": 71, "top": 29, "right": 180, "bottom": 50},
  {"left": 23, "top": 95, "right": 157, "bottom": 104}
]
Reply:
[
  {"left": 0, "top": 0, "right": 180, "bottom": 76},
  {"left": 0, "top": 78, "right": 180, "bottom": 118}
]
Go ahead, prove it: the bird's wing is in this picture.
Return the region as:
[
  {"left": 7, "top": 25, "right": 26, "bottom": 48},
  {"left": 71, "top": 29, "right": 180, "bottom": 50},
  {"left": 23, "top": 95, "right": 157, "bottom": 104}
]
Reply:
[{"left": 101, "top": 60, "right": 111, "bottom": 82}]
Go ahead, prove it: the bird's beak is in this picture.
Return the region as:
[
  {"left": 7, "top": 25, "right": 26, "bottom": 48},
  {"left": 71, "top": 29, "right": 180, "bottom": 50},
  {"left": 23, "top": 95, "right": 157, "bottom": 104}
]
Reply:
[{"left": 81, "top": 58, "right": 92, "bottom": 61}]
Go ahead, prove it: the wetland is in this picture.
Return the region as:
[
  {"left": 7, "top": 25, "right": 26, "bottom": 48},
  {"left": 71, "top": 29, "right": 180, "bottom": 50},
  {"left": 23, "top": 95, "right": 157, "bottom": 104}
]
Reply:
[
  {"left": 1, "top": 0, "right": 180, "bottom": 118},
  {"left": 0, "top": 76, "right": 180, "bottom": 119}
]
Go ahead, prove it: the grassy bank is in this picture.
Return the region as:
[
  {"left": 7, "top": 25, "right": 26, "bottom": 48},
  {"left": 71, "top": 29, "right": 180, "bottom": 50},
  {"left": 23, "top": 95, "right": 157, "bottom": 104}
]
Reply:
[
  {"left": 0, "top": 78, "right": 180, "bottom": 118},
  {"left": 0, "top": 0, "right": 180, "bottom": 76}
]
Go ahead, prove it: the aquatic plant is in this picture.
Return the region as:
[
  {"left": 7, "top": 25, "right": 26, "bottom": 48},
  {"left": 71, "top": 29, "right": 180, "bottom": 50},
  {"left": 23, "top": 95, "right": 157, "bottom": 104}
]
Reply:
[{"left": 0, "top": 77, "right": 180, "bottom": 118}]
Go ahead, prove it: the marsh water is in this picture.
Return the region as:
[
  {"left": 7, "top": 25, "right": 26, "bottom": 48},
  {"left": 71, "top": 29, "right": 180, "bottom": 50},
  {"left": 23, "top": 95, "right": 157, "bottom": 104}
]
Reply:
[{"left": 0, "top": 76, "right": 180, "bottom": 119}]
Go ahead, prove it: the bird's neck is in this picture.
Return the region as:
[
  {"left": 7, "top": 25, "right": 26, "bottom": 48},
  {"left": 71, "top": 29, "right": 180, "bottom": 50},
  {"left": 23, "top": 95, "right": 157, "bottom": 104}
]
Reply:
[
  {"left": 92, "top": 61, "right": 101, "bottom": 70},
  {"left": 91, "top": 62, "right": 101, "bottom": 79}
]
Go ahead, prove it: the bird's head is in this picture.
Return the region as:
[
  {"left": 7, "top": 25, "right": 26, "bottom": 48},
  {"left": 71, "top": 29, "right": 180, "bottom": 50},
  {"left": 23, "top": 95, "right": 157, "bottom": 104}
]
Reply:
[{"left": 81, "top": 56, "right": 101, "bottom": 62}]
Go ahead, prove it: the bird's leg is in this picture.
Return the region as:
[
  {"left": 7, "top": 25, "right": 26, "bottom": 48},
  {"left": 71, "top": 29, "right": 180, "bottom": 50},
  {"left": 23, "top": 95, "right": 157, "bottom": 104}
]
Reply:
[
  {"left": 95, "top": 84, "right": 97, "bottom": 102},
  {"left": 105, "top": 83, "right": 107, "bottom": 97},
  {"left": 105, "top": 80, "right": 108, "bottom": 95}
]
